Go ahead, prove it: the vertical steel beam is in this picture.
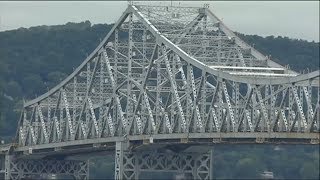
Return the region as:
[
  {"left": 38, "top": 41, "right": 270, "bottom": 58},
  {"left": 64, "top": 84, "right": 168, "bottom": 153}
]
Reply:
[
  {"left": 162, "top": 45, "right": 187, "bottom": 132},
  {"left": 115, "top": 141, "right": 128, "bottom": 180},
  {"left": 126, "top": 13, "right": 134, "bottom": 134},
  {"left": 4, "top": 155, "right": 11, "bottom": 180}
]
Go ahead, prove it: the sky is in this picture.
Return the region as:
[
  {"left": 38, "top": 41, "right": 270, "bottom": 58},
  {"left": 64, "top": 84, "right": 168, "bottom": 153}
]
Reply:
[{"left": 0, "top": 1, "right": 319, "bottom": 42}]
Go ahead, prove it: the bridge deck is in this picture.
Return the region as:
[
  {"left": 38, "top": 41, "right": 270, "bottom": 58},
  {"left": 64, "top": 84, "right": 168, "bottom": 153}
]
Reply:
[{"left": 10, "top": 132, "right": 319, "bottom": 154}]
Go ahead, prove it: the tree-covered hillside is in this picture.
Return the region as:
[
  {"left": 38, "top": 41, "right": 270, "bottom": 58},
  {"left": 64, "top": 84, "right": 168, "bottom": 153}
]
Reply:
[
  {"left": 236, "top": 33, "right": 319, "bottom": 72},
  {"left": 0, "top": 21, "right": 113, "bottom": 136},
  {"left": 0, "top": 21, "right": 319, "bottom": 179}
]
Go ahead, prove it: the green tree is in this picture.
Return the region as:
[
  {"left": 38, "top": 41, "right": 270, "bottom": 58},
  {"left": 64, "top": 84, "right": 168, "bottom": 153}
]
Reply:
[
  {"left": 21, "top": 74, "right": 45, "bottom": 97},
  {"left": 5, "top": 80, "right": 22, "bottom": 98},
  {"left": 47, "top": 71, "right": 67, "bottom": 88}
]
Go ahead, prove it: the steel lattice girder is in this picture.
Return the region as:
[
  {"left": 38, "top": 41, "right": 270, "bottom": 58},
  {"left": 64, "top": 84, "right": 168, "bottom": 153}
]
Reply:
[
  {"left": 114, "top": 141, "right": 212, "bottom": 180},
  {"left": 4, "top": 155, "right": 88, "bottom": 180},
  {"left": 15, "top": 4, "right": 319, "bottom": 148}
]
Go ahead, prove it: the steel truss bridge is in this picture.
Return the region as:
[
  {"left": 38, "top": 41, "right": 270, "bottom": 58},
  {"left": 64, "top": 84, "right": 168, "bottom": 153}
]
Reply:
[{"left": 1, "top": 4, "right": 319, "bottom": 180}]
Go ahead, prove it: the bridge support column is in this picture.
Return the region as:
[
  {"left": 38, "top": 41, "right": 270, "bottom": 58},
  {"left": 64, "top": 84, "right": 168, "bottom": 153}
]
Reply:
[
  {"left": 3, "top": 154, "right": 12, "bottom": 180},
  {"left": 114, "top": 142, "right": 213, "bottom": 180},
  {"left": 115, "top": 141, "right": 131, "bottom": 180},
  {"left": 3, "top": 154, "right": 88, "bottom": 180}
]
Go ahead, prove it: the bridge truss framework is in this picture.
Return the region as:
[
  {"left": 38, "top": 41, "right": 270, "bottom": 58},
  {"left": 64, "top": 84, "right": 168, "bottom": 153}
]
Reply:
[{"left": 1, "top": 3, "right": 319, "bottom": 180}]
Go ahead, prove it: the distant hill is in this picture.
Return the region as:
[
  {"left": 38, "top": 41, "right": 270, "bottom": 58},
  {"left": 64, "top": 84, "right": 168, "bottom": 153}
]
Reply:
[
  {"left": 236, "top": 32, "right": 319, "bottom": 72},
  {"left": 0, "top": 21, "right": 319, "bottom": 136}
]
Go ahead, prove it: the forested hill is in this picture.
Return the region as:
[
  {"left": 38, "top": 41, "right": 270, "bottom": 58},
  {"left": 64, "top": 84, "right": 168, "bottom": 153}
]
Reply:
[
  {"left": 237, "top": 33, "right": 319, "bottom": 72},
  {"left": 0, "top": 21, "right": 319, "bottom": 137}
]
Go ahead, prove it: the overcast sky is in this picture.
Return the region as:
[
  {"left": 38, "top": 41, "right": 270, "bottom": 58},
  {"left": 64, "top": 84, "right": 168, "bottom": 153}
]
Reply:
[{"left": 0, "top": 1, "right": 319, "bottom": 42}]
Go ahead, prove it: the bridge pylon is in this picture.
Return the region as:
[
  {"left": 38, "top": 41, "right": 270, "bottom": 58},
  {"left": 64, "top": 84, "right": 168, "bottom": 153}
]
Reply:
[{"left": 115, "top": 141, "right": 213, "bottom": 180}]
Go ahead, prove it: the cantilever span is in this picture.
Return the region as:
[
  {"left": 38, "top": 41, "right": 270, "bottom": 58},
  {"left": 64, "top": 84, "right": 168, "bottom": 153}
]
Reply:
[
  {"left": 17, "top": 4, "right": 320, "bottom": 147},
  {"left": 2, "top": 4, "right": 319, "bottom": 180}
]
